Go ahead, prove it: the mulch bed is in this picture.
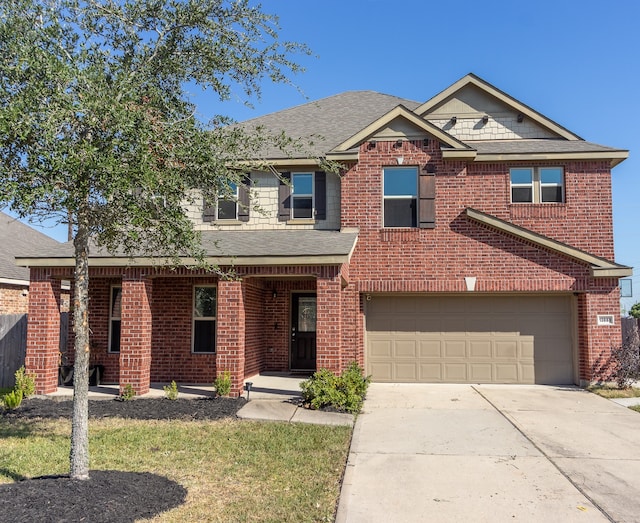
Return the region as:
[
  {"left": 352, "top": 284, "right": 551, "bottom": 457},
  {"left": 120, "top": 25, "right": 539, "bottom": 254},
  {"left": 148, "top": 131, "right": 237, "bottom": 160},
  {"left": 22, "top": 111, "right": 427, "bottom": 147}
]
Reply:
[{"left": 1, "top": 396, "right": 247, "bottom": 522}]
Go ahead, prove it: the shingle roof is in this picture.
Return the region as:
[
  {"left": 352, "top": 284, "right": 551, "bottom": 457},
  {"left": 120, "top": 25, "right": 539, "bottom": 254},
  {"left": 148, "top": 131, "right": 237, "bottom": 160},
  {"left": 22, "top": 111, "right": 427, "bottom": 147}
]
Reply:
[
  {"left": 470, "top": 139, "right": 626, "bottom": 155},
  {"left": 239, "top": 91, "right": 421, "bottom": 159},
  {"left": 15, "top": 230, "right": 359, "bottom": 265},
  {"left": 0, "top": 212, "right": 62, "bottom": 281}
]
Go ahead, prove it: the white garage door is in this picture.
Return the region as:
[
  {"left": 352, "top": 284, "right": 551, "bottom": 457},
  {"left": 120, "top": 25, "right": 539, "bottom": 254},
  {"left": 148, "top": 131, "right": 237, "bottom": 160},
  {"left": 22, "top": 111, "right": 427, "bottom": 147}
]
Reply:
[{"left": 366, "top": 295, "right": 574, "bottom": 385}]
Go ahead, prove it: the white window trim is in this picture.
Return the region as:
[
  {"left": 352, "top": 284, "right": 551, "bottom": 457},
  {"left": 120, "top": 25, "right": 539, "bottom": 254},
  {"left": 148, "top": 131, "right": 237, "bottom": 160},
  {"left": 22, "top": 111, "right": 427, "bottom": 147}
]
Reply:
[
  {"left": 510, "top": 167, "right": 564, "bottom": 204},
  {"left": 108, "top": 285, "right": 121, "bottom": 354},
  {"left": 291, "top": 172, "right": 314, "bottom": 219},
  {"left": 192, "top": 285, "right": 217, "bottom": 354},
  {"left": 216, "top": 184, "right": 239, "bottom": 221},
  {"left": 382, "top": 166, "right": 419, "bottom": 228}
]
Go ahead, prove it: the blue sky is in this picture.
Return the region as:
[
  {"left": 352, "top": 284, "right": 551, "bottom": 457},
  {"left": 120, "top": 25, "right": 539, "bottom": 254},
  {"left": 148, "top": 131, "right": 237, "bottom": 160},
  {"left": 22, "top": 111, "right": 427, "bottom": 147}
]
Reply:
[{"left": 15, "top": 0, "right": 640, "bottom": 310}]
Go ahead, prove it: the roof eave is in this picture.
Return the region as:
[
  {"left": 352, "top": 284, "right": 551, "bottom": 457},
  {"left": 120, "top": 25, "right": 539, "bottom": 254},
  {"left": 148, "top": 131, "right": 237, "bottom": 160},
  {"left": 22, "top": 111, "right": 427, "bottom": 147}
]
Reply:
[
  {"left": 474, "top": 150, "right": 629, "bottom": 167},
  {"left": 464, "top": 207, "right": 631, "bottom": 278}
]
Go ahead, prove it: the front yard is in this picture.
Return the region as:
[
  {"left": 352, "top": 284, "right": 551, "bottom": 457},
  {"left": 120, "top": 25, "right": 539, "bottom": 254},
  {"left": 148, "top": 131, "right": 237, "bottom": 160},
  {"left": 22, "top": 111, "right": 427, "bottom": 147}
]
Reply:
[{"left": 0, "top": 405, "right": 352, "bottom": 522}]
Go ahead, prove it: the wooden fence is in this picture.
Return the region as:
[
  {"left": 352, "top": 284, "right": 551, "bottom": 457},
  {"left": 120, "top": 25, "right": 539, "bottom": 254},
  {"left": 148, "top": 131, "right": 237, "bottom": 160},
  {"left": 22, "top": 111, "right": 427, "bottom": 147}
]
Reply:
[{"left": 0, "top": 313, "right": 68, "bottom": 388}]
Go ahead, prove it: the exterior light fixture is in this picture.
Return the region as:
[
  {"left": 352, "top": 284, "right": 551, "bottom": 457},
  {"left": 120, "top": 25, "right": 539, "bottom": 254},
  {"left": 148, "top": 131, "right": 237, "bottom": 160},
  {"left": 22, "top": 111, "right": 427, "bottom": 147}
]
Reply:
[
  {"left": 272, "top": 288, "right": 277, "bottom": 299},
  {"left": 450, "top": 116, "right": 457, "bottom": 125},
  {"left": 482, "top": 115, "right": 489, "bottom": 124},
  {"left": 368, "top": 140, "right": 377, "bottom": 149},
  {"left": 422, "top": 138, "right": 430, "bottom": 147},
  {"left": 394, "top": 139, "right": 403, "bottom": 148},
  {"left": 517, "top": 113, "right": 524, "bottom": 123},
  {"left": 244, "top": 381, "right": 253, "bottom": 401}
]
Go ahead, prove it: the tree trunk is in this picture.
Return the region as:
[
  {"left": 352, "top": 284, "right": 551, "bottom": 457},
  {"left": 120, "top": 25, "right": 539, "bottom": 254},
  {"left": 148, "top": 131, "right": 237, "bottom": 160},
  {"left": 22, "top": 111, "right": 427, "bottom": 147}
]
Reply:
[{"left": 70, "top": 216, "right": 90, "bottom": 480}]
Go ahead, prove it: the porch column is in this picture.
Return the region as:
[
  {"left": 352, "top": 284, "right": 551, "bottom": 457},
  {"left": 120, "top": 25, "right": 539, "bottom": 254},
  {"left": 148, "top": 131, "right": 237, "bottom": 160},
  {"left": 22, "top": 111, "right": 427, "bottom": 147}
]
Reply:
[
  {"left": 578, "top": 286, "right": 622, "bottom": 384},
  {"left": 216, "top": 279, "right": 245, "bottom": 397},
  {"left": 316, "top": 274, "right": 342, "bottom": 373},
  {"left": 25, "top": 270, "right": 61, "bottom": 394},
  {"left": 119, "top": 274, "right": 153, "bottom": 395}
]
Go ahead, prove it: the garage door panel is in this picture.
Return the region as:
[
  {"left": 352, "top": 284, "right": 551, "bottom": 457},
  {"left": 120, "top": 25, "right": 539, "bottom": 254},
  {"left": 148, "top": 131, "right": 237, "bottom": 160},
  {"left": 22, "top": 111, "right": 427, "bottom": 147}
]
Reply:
[
  {"left": 395, "top": 340, "right": 418, "bottom": 358},
  {"left": 469, "top": 364, "right": 493, "bottom": 381},
  {"left": 419, "top": 363, "right": 443, "bottom": 380},
  {"left": 366, "top": 295, "right": 573, "bottom": 385},
  {"left": 469, "top": 340, "right": 492, "bottom": 358},
  {"left": 419, "top": 340, "right": 442, "bottom": 358},
  {"left": 443, "top": 340, "right": 466, "bottom": 358}
]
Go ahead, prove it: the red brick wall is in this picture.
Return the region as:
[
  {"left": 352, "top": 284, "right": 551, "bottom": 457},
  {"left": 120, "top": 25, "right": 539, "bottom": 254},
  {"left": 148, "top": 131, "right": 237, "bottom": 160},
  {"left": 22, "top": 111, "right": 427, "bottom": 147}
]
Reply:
[
  {"left": 0, "top": 283, "right": 29, "bottom": 314},
  {"left": 243, "top": 278, "right": 266, "bottom": 378},
  {"left": 340, "top": 140, "right": 621, "bottom": 382}
]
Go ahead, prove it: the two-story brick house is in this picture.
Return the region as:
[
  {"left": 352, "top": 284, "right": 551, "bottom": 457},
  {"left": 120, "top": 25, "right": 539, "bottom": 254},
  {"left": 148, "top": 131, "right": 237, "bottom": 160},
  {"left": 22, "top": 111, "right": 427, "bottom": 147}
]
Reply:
[{"left": 20, "top": 74, "right": 631, "bottom": 396}]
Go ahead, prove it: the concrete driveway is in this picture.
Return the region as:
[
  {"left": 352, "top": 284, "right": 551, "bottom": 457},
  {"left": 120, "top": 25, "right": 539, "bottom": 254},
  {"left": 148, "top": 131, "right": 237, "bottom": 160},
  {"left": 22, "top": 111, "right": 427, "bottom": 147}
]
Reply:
[{"left": 336, "top": 384, "right": 640, "bottom": 522}]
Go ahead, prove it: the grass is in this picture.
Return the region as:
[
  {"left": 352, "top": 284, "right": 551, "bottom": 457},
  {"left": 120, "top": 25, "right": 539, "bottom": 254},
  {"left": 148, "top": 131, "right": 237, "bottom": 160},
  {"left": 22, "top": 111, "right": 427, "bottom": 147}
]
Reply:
[
  {"left": 0, "top": 417, "right": 352, "bottom": 522},
  {"left": 587, "top": 384, "right": 640, "bottom": 399},
  {"left": 631, "top": 405, "right": 640, "bottom": 413}
]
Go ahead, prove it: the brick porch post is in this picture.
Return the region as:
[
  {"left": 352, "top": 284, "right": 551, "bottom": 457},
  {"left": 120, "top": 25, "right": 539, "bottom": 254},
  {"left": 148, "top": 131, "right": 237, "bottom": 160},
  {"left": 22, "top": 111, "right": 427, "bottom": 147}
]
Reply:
[
  {"left": 119, "top": 274, "right": 153, "bottom": 395},
  {"left": 316, "top": 274, "right": 342, "bottom": 373},
  {"left": 216, "top": 279, "right": 245, "bottom": 397},
  {"left": 25, "top": 270, "right": 62, "bottom": 394}
]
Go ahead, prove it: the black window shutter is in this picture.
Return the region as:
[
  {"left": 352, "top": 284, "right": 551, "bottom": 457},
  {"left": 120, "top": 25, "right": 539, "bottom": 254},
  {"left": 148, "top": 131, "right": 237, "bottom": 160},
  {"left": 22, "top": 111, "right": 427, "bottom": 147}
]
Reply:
[
  {"left": 203, "top": 198, "right": 215, "bottom": 223},
  {"left": 238, "top": 174, "right": 251, "bottom": 222},
  {"left": 419, "top": 173, "right": 436, "bottom": 228},
  {"left": 314, "top": 171, "right": 326, "bottom": 220},
  {"left": 278, "top": 172, "right": 291, "bottom": 221}
]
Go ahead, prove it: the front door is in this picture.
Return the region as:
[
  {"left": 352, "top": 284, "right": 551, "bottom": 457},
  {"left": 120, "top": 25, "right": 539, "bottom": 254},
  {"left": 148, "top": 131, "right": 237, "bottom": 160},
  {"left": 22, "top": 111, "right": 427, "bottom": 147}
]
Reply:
[{"left": 290, "top": 293, "right": 317, "bottom": 371}]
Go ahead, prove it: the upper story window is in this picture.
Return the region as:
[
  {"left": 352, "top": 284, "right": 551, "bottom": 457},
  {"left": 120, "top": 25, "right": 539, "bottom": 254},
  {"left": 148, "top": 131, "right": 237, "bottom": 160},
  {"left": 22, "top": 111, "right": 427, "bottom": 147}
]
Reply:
[
  {"left": 216, "top": 182, "right": 238, "bottom": 220},
  {"left": 383, "top": 167, "right": 418, "bottom": 227},
  {"left": 278, "top": 171, "right": 327, "bottom": 222},
  {"left": 203, "top": 176, "right": 250, "bottom": 223},
  {"left": 510, "top": 167, "right": 564, "bottom": 203},
  {"left": 292, "top": 172, "right": 314, "bottom": 219}
]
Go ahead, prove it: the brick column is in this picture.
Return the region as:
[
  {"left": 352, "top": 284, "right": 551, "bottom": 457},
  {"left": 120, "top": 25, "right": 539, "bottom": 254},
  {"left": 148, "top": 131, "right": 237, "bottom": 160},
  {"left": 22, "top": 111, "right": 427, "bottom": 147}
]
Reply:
[
  {"left": 119, "top": 275, "right": 153, "bottom": 395},
  {"left": 316, "top": 274, "right": 342, "bottom": 373},
  {"left": 25, "top": 271, "right": 61, "bottom": 394},
  {"left": 578, "top": 286, "right": 622, "bottom": 384},
  {"left": 216, "top": 279, "right": 245, "bottom": 397}
]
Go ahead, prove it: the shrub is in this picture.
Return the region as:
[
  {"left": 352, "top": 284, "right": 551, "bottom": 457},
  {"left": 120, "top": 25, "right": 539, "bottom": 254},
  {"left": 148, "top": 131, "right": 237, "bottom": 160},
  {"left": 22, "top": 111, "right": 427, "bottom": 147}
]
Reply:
[
  {"left": 300, "top": 362, "right": 371, "bottom": 414},
  {"left": 214, "top": 370, "right": 231, "bottom": 397},
  {"left": 14, "top": 366, "right": 36, "bottom": 398},
  {"left": 2, "top": 389, "right": 23, "bottom": 410},
  {"left": 163, "top": 380, "right": 179, "bottom": 400},
  {"left": 592, "top": 340, "right": 640, "bottom": 389},
  {"left": 120, "top": 384, "right": 136, "bottom": 401}
]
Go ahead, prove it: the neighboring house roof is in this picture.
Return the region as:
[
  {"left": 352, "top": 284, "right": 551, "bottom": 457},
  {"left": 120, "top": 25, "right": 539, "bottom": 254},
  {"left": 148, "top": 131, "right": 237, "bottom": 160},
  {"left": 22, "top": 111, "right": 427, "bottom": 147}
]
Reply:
[
  {"left": 15, "top": 230, "right": 360, "bottom": 267},
  {"left": 0, "top": 212, "right": 62, "bottom": 284},
  {"left": 464, "top": 208, "right": 632, "bottom": 278}
]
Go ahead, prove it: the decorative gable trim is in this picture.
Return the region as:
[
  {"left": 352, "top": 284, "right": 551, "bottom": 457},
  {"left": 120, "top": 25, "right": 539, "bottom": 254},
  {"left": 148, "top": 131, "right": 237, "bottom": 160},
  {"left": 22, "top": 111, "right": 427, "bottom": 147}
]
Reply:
[
  {"left": 464, "top": 207, "right": 632, "bottom": 278},
  {"left": 417, "top": 73, "right": 582, "bottom": 141},
  {"left": 331, "top": 105, "right": 475, "bottom": 157}
]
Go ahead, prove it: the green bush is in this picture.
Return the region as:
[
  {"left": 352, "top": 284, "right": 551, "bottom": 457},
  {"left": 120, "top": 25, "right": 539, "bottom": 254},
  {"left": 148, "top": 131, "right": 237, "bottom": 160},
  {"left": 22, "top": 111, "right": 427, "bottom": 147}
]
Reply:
[
  {"left": 120, "top": 384, "right": 136, "bottom": 401},
  {"left": 300, "top": 362, "right": 371, "bottom": 414},
  {"left": 14, "top": 366, "right": 36, "bottom": 398},
  {"left": 214, "top": 370, "right": 231, "bottom": 397},
  {"left": 163, "top": 380, "right": 179, "bottom": 400},
  {"left": 2, "top": 389, "right": 23, "bottom": 410}
]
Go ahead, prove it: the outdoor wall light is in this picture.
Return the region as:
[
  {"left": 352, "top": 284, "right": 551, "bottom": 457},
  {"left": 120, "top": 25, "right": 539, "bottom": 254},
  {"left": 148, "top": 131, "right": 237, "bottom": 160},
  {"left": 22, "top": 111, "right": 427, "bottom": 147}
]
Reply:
[
  {"left": 422, "top": 138, "right": 430, "bottom": 147},
  {"left": 272, "top": 288, "right": 277, "bottom": 299},
  {"left": 450, "top": 116, "right": 457, "bottom": 125},
  {"left": 517, "top": 113, "right": 524, "bottom": 123},
  {"left": 368, "top": 140, "right": 377, "bottom": 149},
  {"left": 244, "top": 381, "right": 253, "bottom": 401},
  {"left": 394, "top": 139, "right": 403, "bottom": 148},
  {"left": 482, "top": 115, "right": 489, "bottom": 124}
]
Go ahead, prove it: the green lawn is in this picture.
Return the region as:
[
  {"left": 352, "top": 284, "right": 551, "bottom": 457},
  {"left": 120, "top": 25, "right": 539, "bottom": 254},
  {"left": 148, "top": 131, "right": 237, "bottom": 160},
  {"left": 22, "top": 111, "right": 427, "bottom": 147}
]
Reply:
[
  {"left": 587, "top": 385, "right": 640, "bottom": 399},
  {"left": 0, "top": 417, "right": 352, "bottom": 522}
]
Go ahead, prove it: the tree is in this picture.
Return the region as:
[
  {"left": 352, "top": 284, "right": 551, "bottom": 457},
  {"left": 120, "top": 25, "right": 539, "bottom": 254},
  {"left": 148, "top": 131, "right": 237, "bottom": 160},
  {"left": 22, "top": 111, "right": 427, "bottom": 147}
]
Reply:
[
  {"left": 0, "top": 0, "right": 309, "bottom": 480},
  {"left": 629, "top": 302, "right": 640, "bottom": 319}
]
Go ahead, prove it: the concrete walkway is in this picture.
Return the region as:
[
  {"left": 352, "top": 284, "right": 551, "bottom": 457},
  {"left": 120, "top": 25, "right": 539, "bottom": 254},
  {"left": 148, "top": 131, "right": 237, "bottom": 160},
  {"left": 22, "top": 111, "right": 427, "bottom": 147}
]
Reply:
[
  {"left": 336, "top": 384, "right": 640, "bottom": 523},
  {"left": 46, "top": 373, "right": 354, "bottom": 426}
]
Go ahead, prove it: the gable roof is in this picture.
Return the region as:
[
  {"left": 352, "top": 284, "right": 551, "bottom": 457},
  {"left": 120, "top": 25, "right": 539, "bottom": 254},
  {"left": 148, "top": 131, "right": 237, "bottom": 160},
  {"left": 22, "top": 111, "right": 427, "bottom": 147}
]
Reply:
[
  {"left": 465, "top": 208, "right": 631, "bottom": 278},
  {"left": 416, "top": 73, "right": 582, "bottom": 141},
  {"left": 239, "top": 91, "right": 420, "bottom": 161},
  {"left": 237, "top": 73, "right": 627, "bottom": 168},
  {"left": 0, "top": 212, "right": 62, "bottom": 284}
]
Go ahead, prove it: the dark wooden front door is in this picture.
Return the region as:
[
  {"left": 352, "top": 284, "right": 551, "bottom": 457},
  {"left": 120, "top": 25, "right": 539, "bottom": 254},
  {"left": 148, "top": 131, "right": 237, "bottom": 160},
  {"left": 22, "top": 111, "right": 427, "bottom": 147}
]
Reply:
[{"left": 290, "top": 293, "right": 317, "bottom": 371}]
